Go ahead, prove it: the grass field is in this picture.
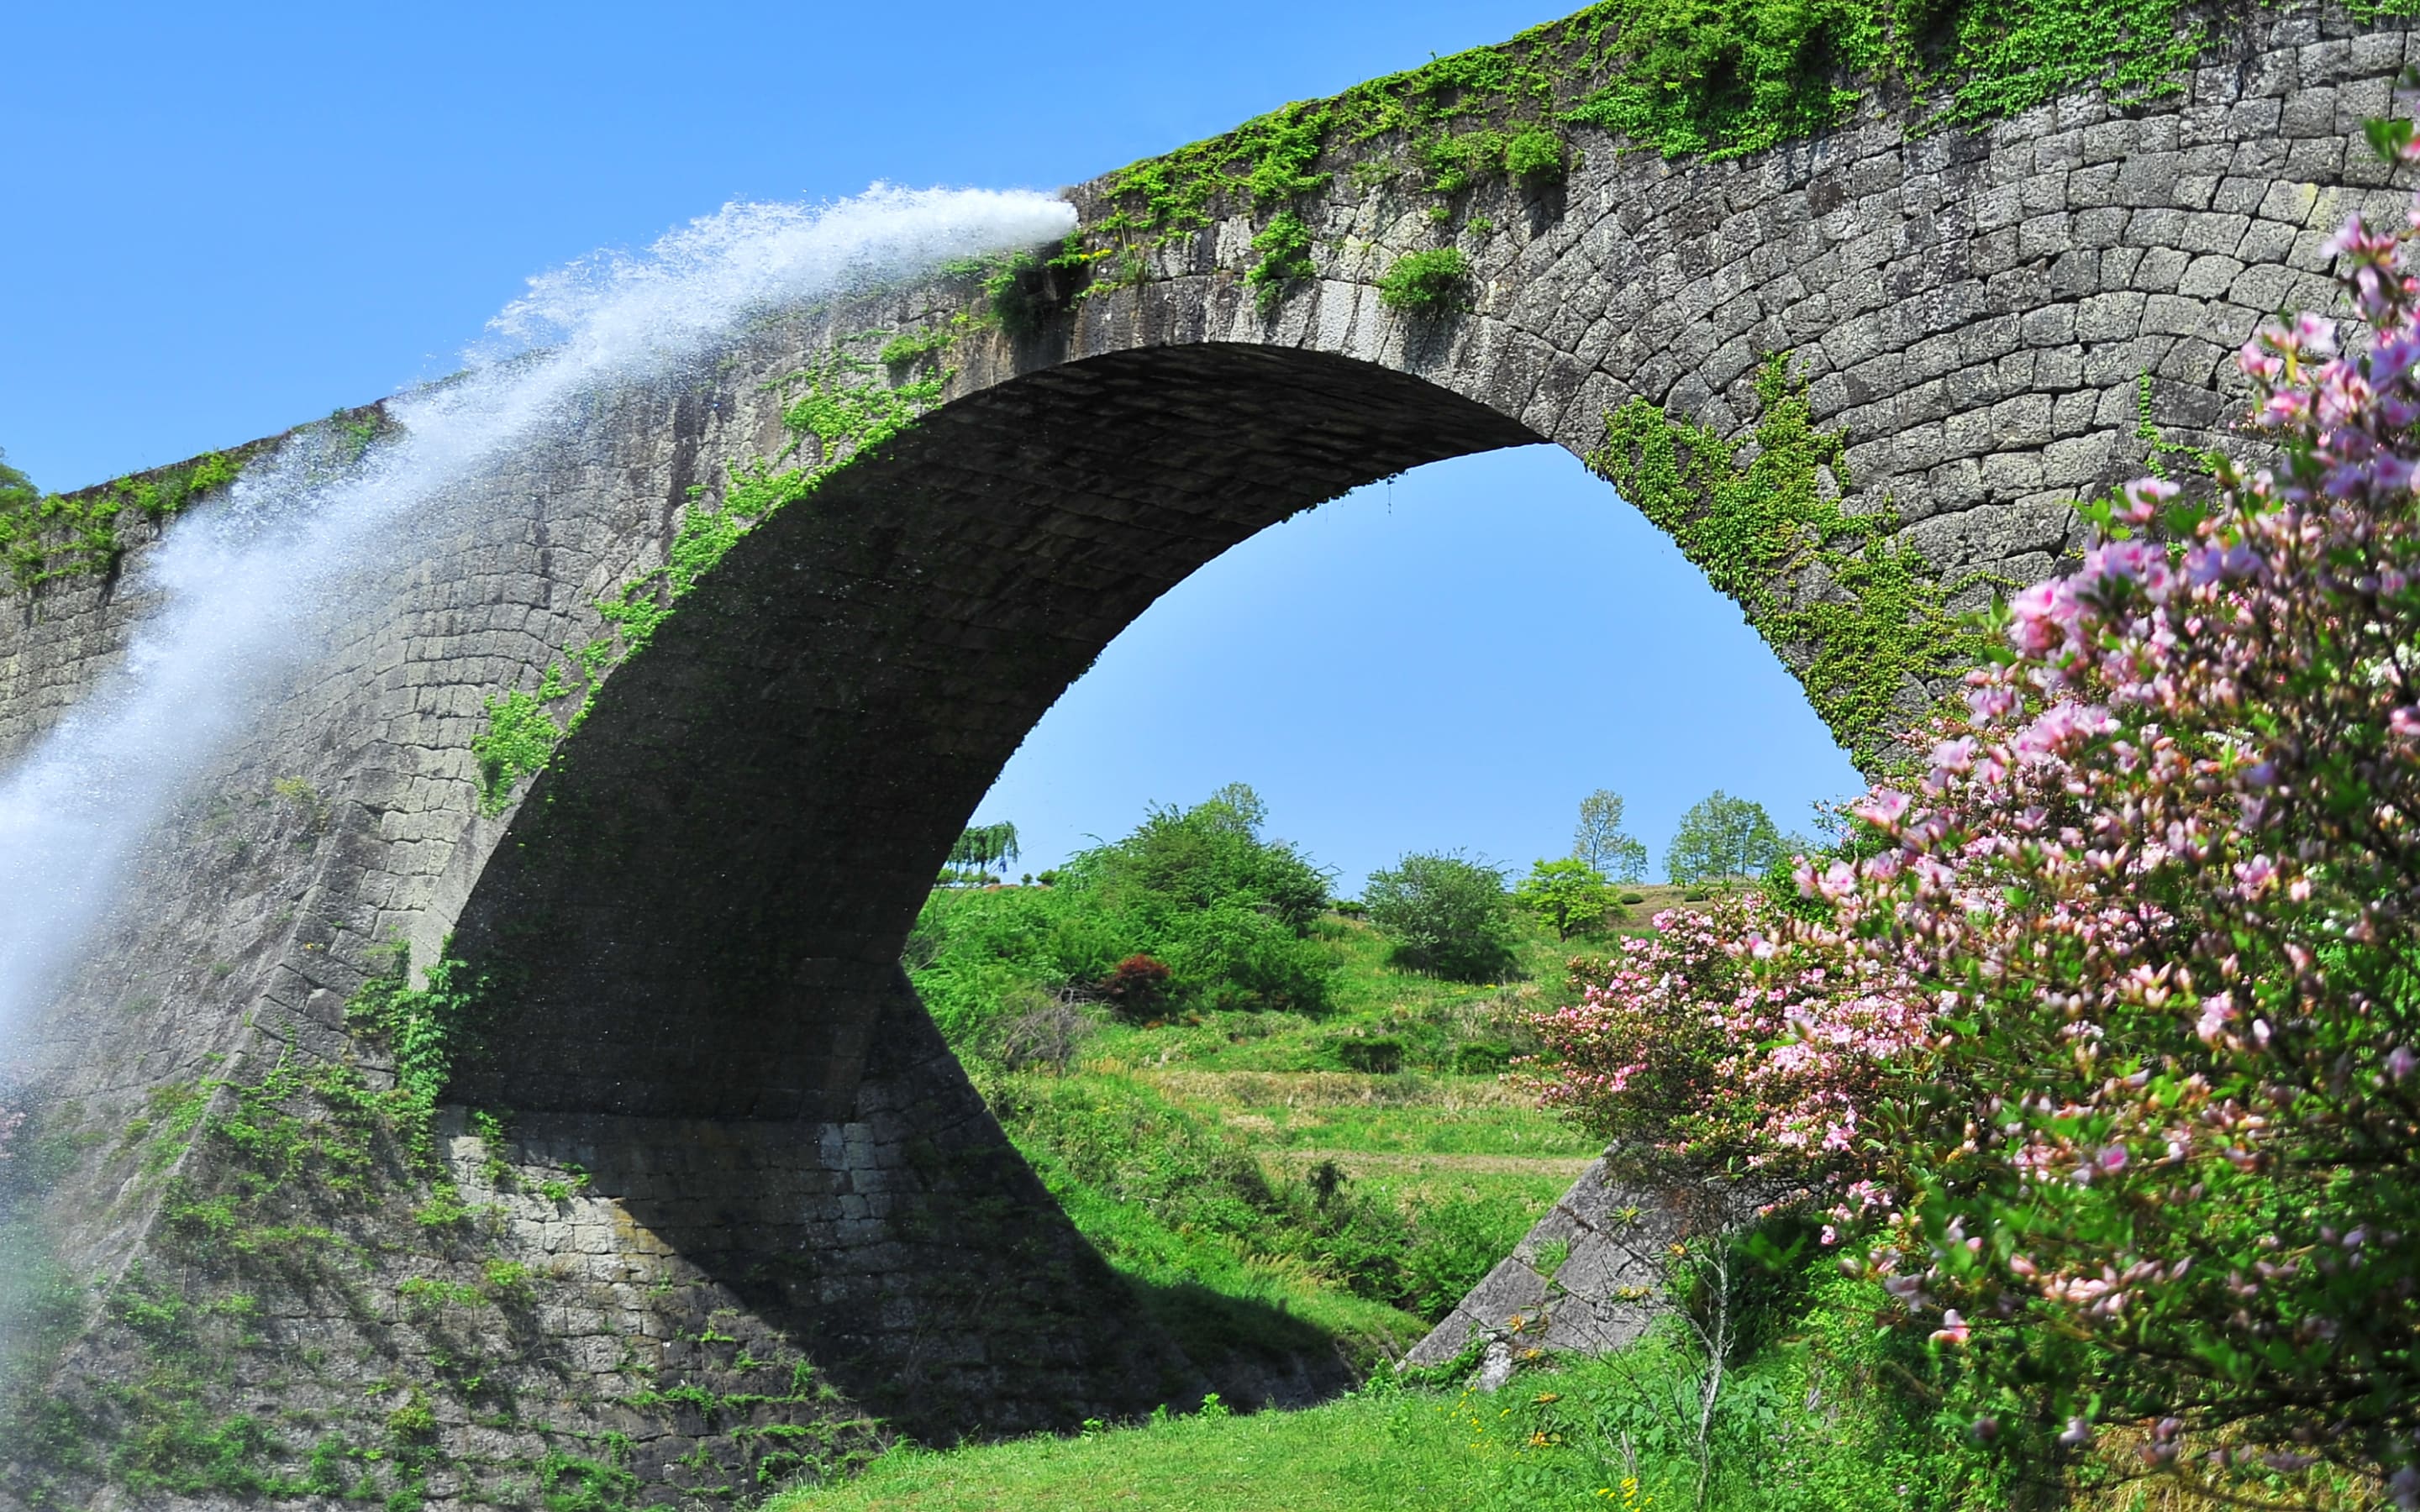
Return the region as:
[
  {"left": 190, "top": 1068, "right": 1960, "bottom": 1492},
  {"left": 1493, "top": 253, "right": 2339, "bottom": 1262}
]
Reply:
[
  {"left": 822, "top": 875, "right": 1912, "bottom": 1509},
  {"left": 769, "top": 1290, "right": 1959, "bottom": 1512},
  {"left": 960, "top": 898, "right": 1633, "bottom": 1365}
]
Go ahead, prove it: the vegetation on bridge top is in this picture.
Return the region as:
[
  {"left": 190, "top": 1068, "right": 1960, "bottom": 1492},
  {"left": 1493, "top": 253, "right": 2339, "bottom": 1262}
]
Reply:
[
  {"left": 1071, "top": 0, "right": 2418, "bottom": 302},
  {"left": 0, "top": 407, "right": 387, "bottom": 596}
]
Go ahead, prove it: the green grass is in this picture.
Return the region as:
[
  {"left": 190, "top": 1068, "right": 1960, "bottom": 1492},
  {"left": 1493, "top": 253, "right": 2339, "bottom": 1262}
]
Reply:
[
  {"left": 771, "top": 1277, "right": 1974, "bottom": 1512},
  {"left": 950, "top": 889, "right": 1733, "bottom": 1403}
]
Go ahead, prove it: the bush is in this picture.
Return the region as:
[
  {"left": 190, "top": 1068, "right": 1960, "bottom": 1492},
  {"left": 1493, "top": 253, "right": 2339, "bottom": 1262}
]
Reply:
[
  {"left": 1097, "top": 953, "right": 1171, "bottom": 1017},
  {"left": 1332, "top": 1038, "right": 1403, "bottom": 1075},
  {"left": 1363, "top": 852, "right": 1516, "bottom": 982},
  {"left": 1376, "top": 248, "right": 1470, "bottom": 317},
  {"left": 1503, "top": 125, "right": 1567, "bottom": 181},
  {"left": 906, "top": 785, "right": 1338, "bottom": 1046},
  {"left": 997, "top": 997, "right": 1092, "bottom": 1074},
  {"left": 1512, "top": 857, "right": 1620, "bottom": 940}
]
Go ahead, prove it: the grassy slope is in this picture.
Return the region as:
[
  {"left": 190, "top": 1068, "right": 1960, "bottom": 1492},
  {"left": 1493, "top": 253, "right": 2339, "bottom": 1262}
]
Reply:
[
  {"left": 965, "top": 893, "right": 1660, "bottom": 1366},
  {"left": 772, "top": 1287, "right": 1953, "bottom": 1512},
  {"left": 785, "top": 886, "right": 1976, "bottom": 1511}
]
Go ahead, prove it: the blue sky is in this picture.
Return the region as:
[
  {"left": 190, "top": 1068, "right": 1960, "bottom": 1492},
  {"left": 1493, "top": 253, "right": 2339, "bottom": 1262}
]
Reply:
[{"left": 2, "top": 0, "right": 1863, "bottom": 885}]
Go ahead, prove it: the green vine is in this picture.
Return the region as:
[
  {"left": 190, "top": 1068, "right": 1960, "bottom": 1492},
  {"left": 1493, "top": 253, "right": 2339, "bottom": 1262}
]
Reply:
[
  {"left": 0, "top": 407, "right": 387, "bottom": 596},
  {"left": 2134, "top": 370, "right": 2229, "bottom": 482},
  {"left": 464, "top": 337, "right": 955, "bottom": 814},
  {"left": 344, "top": 942, "right": 490, "bottom": 1160},
  {"left": 1586, "top": 353, "right": 1981, "bottom": 765},
  {"left": 1071, "top": 0, "right": 2320, "bottom": 314}
]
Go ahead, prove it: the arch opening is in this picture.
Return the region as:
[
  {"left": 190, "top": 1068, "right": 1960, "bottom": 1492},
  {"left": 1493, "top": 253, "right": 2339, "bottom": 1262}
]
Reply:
[
  {"left": 448, "top": 344, "right": 1537, "bottom": 1119},
  {"left": 966, "top": 440, "right": 1865, "bottom": 895}
]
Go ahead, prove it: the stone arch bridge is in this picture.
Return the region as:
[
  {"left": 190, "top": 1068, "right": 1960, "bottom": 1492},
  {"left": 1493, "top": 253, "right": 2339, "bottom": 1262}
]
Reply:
[{"left": 3, "top": 5, "right": 2414, "bottom": 1505}]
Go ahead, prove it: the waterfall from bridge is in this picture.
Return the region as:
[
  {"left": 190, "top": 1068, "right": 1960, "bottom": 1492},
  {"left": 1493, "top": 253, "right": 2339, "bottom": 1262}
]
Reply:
[{"left": 0, "top": 185, "right": 1076, "bottom": 1034}]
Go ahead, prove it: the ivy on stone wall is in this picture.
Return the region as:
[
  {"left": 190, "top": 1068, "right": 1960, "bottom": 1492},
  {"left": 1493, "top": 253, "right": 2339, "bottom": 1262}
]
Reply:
[
  {"left": 0, "top": 409, "right": 387, "bottom": 596},
  {"left": 465, "top": 332, "right": 959, "bottom": 816},
  {"left": 1075, "top": 0, "right": 2403, "bottom": 311},
  {"left": 0, "top": 450, "right": 242, "bottom": 592},
  {"left": 1586, "top": 354, "right": 1979, "bottom": 767}
]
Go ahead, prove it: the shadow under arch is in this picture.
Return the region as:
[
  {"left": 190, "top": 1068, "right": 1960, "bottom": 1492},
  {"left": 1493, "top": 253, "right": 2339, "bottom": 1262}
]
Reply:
[
  {"left": 430, "top": 341, "right": 1544, "bottom": 1445},
  {"left": 448, "top": 341, "right": 1537, "bottom": 1120}
]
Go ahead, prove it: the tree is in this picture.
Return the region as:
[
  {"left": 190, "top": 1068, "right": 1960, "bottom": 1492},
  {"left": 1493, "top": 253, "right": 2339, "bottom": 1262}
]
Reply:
[
  {"left": 1078, "top": 783, "right": 1328, "bottom": 930},
  {"left": 946, "top": 821, "right": 1019, "bottom": 882},
  {"left": 1363, "top": 852, "right": 1516, "bottom": 981},
  {"left": 0, "top": 449, "right": 34, "bottom": 511},
  {"left": 1572, "top": 788, "right": 1649, "bottom": 882},
  {"left": 1664, "top": 790, "right": 1788, "bottom": 886},
  {"left": 1512, "top": 857, "right": 1620, "bottom": 941}
]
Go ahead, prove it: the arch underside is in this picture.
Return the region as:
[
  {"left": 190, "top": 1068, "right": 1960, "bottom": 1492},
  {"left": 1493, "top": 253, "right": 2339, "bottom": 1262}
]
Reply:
[{"left": 449, "top": 344, "right": 1538, "bottom": 1118}]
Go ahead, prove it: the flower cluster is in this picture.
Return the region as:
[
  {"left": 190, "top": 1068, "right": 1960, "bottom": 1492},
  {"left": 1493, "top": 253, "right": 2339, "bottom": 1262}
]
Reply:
[
  {"left": 1529, "top": 113, "right": 2420, "bottom": 1502},
  {"left": 1807, "top": 166, "right": 2420, "bottom": 1494},
  {"left": 1518, "top": 895, "right": 1926, "bottom": 1196}
]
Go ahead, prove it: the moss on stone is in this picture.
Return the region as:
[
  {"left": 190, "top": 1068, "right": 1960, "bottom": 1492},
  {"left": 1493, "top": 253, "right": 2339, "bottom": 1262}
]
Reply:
[
  {"left": 1587, "top": 353, "right": 1981, "bottom": 767},
  {"left": 0, "top": 407, "right": 387, "bottom": 596},
  {"left": 1071, "top": 0, "right": 2340, "bottom": 307}
]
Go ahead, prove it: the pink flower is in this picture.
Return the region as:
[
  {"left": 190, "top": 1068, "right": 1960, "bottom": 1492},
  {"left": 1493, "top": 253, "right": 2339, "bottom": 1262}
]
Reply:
[
  {"left": 1854, "top": 790, "right": 1911, "bottom": 829},
  {"left": 1929, "top": 1309, "right": 1970, "bottom": 1346}
]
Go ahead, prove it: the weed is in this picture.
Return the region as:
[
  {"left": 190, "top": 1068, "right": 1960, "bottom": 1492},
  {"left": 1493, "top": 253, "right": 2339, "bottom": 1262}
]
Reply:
[
  {"left": 1377, "top": 249, "right": 1472, "bottom": 317},
  {"left": 1587, "top": 353, "right": 1981, "bottom": 768}
]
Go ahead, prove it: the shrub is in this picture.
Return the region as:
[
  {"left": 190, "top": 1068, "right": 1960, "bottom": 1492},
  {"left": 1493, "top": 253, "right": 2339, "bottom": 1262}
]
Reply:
[
  {"left": 1096, "top": 954, "right": 1171, "bottom": 1017},
  {"left": 1363, "top": 851, "right": 1516, "bottom": 982},
  {"left": 1503, "top": 125, "right": 1567, "bottom": 181},
  {"left": 1332, "top": 1038, "right": 1403, "bottom": 1075},
  {"left": 1376, "top": 248, "right": 1470, "bottom": 317},
  {"left": 997, "top": 998, "right": 1092, "bottom": 1074},
  {"left": 1512, "top": 857, "right": 1621, "bottom": 940}
]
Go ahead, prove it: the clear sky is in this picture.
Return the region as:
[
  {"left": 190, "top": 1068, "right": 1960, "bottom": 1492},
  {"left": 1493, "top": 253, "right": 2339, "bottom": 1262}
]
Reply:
[{"left": 2, "top": 0, "right": 1865, "bottom": 885}]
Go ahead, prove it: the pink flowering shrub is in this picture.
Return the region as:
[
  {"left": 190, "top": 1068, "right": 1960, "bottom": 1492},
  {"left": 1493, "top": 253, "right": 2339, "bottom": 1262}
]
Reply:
[
  {"left": 1520, "top": 895, "right": 1926, "bottom": 1200},
  {"left": 1528, "top": 113, "right": 2420, "bottom": 1504},
  {"left": 1818, "top": 155, "right": 2420, "bottom": 1494}
]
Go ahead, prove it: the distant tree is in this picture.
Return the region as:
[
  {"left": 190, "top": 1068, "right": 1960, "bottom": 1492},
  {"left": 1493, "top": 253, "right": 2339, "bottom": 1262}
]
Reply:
[
  {"left": 0, "top": 449, "right": 35, "bottom": 510},
  {"left": 1572, "top": 788, "right": 1649, "bottom": 882},
  {"left": 1664, "top": 791, "right": 1789, "bottom": 887},
  {"left": 947, "top": 822, "right": 1020, "bottom": 882},
  {"left": 1204, "top": 780, "right": 1268, "bottom": 830},
  {"left": 1082, "top": 783, "right": 1328, "bottom": 929},
  {"left": 1512, "top": 857, "right": 1621, "bottom": 941},
  {"left": 1364, "top": 852, "right": 1516, "bottom": 981}
]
